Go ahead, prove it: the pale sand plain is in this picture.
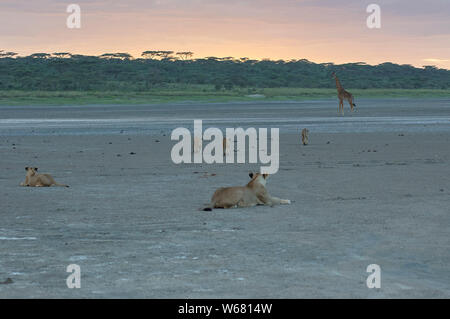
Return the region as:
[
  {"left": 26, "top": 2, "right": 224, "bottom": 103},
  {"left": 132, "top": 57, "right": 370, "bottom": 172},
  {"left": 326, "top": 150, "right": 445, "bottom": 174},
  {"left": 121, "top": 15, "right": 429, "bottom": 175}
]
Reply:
[{"left": 0, "top": 99, "right": 449, "bottom": 298}]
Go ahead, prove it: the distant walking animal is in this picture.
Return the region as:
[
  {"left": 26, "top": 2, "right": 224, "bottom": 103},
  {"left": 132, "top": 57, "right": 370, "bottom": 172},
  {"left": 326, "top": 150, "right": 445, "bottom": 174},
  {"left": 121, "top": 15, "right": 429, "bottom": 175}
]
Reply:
[
  {"left": 203, "top": 172, "right": 291, "bottom": 211},
  {"left": 193, "top": 136, "right": 202, "bottom": 153},
  {"left": 20, "top": 167, "right": 69, "bottom": 187},
  {"left": 301, "top": 128, "right": 309, "bottom": 145},
  {"left": 222, "top": 137, "right": 231, "bottom": 156},
  {"left": 332, "top": 72, "right": 356, "bottom": 115}
]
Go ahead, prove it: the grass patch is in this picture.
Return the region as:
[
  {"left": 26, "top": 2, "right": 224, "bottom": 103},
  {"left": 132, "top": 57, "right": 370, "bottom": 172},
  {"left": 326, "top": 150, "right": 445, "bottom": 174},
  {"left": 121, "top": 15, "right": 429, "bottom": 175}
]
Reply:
[{"left": 1, "top": 87, "right": 450, "bottom": 106}]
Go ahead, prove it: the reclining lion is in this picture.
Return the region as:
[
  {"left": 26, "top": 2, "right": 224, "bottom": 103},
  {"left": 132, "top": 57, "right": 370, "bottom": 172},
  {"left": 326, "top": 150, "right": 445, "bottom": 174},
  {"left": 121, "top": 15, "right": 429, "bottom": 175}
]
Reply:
[
  {"left": 20, "top": 167, "right": 69, "bottom": 188},
  {"left": 203, "top": 172, "right": 290, "bottom": 211}
]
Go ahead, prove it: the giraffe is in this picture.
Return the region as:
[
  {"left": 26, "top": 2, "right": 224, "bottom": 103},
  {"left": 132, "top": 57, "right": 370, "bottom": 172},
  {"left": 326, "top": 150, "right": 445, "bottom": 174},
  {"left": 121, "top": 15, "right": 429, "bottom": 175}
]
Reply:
[{"left": 331, "top": 72, "right": 356, "bottom": 115}]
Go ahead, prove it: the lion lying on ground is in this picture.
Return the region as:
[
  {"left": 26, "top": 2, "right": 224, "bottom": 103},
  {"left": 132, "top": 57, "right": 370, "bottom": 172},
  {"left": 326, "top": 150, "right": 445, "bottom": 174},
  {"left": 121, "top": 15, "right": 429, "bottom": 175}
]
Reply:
[
  {"left": 203, "top": 172, "right": 290, "bottom": 211},
  {"left": 20, "top": 167, "right": 69, "bottom": 187}
]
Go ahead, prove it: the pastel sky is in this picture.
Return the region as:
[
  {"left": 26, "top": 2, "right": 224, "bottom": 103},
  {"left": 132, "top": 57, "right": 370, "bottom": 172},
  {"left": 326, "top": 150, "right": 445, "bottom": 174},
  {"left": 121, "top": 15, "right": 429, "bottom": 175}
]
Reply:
[{"left": 1, "top": 0, "right": 449, "bottom": 68}]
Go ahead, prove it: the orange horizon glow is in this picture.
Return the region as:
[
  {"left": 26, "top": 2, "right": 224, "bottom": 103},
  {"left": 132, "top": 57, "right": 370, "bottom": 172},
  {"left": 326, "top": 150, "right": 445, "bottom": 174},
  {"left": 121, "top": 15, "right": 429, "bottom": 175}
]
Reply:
[{"left": 1, "top": 0, "right": 449, "bottom": 69}]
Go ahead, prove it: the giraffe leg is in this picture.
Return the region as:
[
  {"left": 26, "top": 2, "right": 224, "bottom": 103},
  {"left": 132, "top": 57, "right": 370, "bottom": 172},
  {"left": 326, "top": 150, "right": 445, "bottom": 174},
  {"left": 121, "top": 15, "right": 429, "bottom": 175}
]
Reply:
[{"left": 348, "top": 98, "right": 354, "bottom": 112}]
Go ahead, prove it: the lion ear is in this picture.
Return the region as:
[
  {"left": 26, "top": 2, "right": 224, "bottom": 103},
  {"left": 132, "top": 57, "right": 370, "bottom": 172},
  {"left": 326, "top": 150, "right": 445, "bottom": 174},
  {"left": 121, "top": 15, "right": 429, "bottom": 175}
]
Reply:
[
  {"left": 25, "top": 167, "right": 29, "bottom": 171},
  {"left": 34, "top": 167, "right": 38, "bottom": 171},
  {"left": 249, "top": 172, "right": 254, "bottom": 178}
]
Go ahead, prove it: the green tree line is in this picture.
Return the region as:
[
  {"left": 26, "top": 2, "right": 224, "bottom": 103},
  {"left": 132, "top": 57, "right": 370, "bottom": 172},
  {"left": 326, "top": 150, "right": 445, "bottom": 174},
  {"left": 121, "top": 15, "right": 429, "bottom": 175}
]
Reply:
[{"left": 1, "top": 51, "right": 449, "bottom": 91}]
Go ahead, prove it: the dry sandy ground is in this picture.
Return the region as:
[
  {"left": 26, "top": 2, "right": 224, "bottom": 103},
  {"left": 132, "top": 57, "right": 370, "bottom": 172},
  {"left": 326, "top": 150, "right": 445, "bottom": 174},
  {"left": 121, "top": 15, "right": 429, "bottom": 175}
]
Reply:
[{"left": 0, "top": 101, "right": 449, "bottom": 298}]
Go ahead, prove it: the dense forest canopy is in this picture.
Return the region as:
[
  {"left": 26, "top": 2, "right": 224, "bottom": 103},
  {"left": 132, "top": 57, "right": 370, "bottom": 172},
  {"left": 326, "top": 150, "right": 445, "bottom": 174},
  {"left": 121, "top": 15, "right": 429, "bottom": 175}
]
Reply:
[{"left": 0, "top": 51, "right": 449, "bottom": 91}]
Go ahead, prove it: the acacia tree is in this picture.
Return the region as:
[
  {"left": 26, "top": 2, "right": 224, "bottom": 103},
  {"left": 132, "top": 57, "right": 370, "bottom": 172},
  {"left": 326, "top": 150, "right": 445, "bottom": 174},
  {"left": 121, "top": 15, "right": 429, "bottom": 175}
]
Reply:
[
  {"left": 99, "top": 53, "right": 132, "bottom": 60},
  {"left": 0, "top": 51, "right": 18, "bottom": 58},
  {"left": 159, "top": 51, "right": 174, "bottom": 59},
  {"left": 176, "top": 51, "right": 194, "bottom": 60},
  {"left": 29, "top": 53, "right": 51, "bottom": 59},
  {"left": 142, "top": 50, "right": 174, "bottom": 60},
  {"left": 52, "top": 52, "right": 72, "bottom": 58},
  {"left": 141, "top": 51, "right": 159, "bottom": 59}
]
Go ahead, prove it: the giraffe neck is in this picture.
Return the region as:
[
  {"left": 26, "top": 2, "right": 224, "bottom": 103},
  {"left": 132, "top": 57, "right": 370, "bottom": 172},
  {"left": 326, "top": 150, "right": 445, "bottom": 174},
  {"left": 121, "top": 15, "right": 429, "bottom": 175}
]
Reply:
[{"left": 335, "top": 76, "right": 344, "bottom": 91}]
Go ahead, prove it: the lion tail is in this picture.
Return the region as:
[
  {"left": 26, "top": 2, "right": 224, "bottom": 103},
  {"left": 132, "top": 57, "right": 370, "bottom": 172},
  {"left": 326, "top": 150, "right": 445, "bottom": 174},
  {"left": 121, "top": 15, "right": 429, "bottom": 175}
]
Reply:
[
  {"left": 200, "top": 204, "right": 213, "bottom": 211},
  {"left": 54, "top": 183, "right": 70, "bottom": 188}
]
